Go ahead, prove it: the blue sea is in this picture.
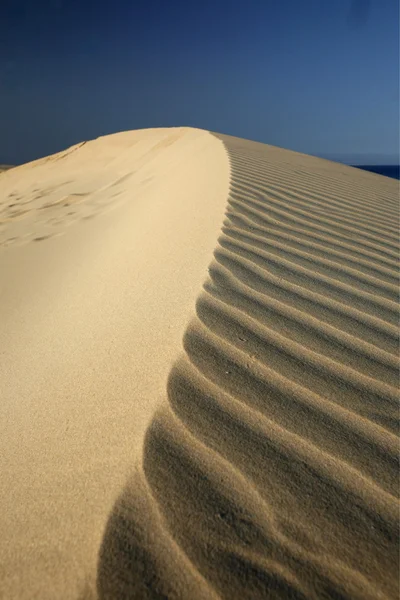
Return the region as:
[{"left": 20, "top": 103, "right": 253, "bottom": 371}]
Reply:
[{"left": 352, "top": 165, "right": 400, "bottom": 180}]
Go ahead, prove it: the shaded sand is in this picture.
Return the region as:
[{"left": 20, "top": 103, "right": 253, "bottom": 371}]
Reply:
[
  {"left": 0, "top": 128, "right": 230, "bottom": 598},
  {"left": 98, "top": 134, "right": 400, "bottom": 599},
  {"left": 0, "top": 129, "right": 399, "bottom": 599}
]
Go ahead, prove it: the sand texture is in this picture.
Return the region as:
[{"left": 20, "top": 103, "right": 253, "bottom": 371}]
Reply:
[{"left": 0, "top": 128, "right": 399, "bottom": 599}]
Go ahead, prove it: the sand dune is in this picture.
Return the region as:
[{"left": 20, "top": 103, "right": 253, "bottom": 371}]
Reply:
[{"left": 0, "top": 129, "right": 399, "bottom": 599}]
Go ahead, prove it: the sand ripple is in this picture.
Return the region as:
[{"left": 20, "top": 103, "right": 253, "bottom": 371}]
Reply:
[{"left": 98, "top": 135, "right": 399, "bottom": 598}]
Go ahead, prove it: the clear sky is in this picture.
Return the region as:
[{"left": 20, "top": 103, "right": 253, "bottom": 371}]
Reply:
[{"left": 0, "top": 0, "right": 398, "bottom": 165}]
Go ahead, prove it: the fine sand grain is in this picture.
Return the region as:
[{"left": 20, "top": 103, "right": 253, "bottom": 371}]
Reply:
[{"left": 0, "top": 129, "right": 399, "bottom": 599}]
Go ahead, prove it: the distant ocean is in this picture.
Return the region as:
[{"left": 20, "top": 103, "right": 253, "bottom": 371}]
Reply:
[{"left": 352, "top": 165, "right": 400, "bottom": 180}]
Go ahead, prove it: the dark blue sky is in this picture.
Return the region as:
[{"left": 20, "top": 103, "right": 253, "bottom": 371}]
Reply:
[{"left": 1, "top": 0, "right": 398, "bottom": 165}]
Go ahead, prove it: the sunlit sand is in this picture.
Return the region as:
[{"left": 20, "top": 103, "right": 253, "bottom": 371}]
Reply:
[{"left": 0, "top": 128, "right": 398, "bottom": 599}]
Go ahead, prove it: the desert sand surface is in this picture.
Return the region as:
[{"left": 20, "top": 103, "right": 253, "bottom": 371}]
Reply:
[{"left": 0, "top": 128, "right": 399, "bottom": 599}]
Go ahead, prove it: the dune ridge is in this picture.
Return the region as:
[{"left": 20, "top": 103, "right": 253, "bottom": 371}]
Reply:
[{"left": 98, "top": 133, "right": 399, "bottom": 599}]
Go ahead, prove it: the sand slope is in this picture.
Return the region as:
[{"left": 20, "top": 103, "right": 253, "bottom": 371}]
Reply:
[
  {"left": 0, "top": 128, "right": 230, "bottom": 599},
  {"left": 0, "top": 129, "right": 399, "bottom": 599},
  {"left": 98, "top": 134, "right": 399, "bottom": 599}
]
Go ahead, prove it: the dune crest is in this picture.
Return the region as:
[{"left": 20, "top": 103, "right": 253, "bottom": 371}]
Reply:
[
  {"left": 0, "top": 128, "right": 205, "bottom": 247},
  {"left": 98, "top": 134, "right": 399, "bottom": 599}
]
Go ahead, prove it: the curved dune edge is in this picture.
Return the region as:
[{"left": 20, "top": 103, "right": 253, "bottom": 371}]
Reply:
[
  {"left": 0, "top": 128, "right": 231, "bottom": 599},
  {"left": 97, "top": 134, "right": 399, "bottom": 599}
]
